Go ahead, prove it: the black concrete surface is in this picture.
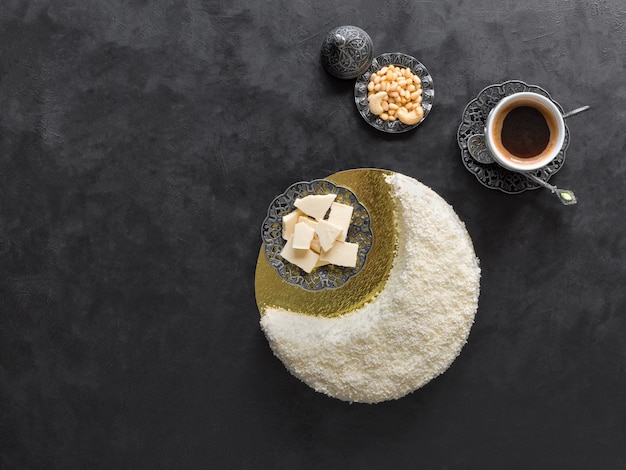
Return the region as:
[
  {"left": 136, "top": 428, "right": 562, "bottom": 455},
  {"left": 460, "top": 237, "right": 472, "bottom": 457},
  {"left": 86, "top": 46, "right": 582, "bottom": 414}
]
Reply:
[{"left": 1, "top": 1, "right": 625, "bottom": 468}]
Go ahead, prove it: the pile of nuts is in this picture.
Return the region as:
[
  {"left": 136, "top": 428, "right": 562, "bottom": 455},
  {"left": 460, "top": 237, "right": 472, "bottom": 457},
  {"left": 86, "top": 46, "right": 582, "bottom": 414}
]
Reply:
[{"left": 366, "top": 65, "right": 424, "bottom": 125}]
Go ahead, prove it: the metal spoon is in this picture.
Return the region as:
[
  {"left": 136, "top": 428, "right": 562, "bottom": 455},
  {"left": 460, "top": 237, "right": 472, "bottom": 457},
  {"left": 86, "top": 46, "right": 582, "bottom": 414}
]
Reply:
[
  {"left": 467, "top": 134, "right": 578, "bottom": 205},
  {"left": 562, "top": 105, "right": 591, "bottom": 119},
  {"left": 524, "top": 172, "right": 577, "bottom": 205},
  {"left": 466, "top": 105, "right": 589, "bottom": 205}
]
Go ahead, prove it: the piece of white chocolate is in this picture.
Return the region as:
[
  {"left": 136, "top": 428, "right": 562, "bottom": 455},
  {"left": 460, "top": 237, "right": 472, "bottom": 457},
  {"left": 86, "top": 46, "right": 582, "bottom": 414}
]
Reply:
[
  {"left": 282, "top": 209, "right": 303, "bottom": 240},
  {"left": 298, "top": 216, "right": 318, "bottom": 229},
  {"left": 314, "top": 219, "right": 343, "bottom": 252},
  {"left": 292, "top": 221, "right": 315, "bottom": 250},
  {"left": 310, "top": 236, "right": 322, "bottom": 254},
  {"left": 326, "top": 202, "right": 353, "bottom": 241},
  {"left": 319, "top": 240, "right": 358, "bottom": 268},
  {"left": 294, "top": 194, "right": 336, "bottom": 220},
  {"left": 280, "top": 235, "right": 320, "bottom": 273}
]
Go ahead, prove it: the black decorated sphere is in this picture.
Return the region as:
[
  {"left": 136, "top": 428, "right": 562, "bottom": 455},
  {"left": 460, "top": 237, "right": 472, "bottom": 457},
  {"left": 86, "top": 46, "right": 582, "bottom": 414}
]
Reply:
[{"left": 321, "top": 25, "right": 373, "bottom": 79}]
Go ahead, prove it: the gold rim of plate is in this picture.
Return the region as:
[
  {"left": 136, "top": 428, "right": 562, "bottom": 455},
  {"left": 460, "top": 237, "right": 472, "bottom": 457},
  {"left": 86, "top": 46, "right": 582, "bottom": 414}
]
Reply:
[{"left": 255, "top": 169, "right": 398, "bottom": 318}]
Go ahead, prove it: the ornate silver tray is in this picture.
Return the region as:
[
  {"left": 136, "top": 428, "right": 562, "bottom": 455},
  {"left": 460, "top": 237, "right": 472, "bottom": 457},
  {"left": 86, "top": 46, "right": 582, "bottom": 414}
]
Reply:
[
  {"left": 261, "top": 180, "right": 373, "bottom": 291},
  {"left": 354, "top": 52, "right": 434, "bottom": 133},
  {"left": 457, "top": 80, "right": 570, "bottom": 194}
]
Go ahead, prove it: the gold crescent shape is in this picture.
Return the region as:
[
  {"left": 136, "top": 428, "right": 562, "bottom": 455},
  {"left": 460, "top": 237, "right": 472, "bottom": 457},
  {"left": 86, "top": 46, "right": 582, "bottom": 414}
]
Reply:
[{"left": 255, "top": 168, "right": 398, "bottom": 318}]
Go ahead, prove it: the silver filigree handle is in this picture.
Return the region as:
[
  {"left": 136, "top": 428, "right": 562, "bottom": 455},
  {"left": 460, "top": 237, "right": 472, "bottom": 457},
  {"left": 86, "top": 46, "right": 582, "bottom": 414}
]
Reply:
[{"left": 333, "top": 33, "right": 346, "bottom": 48}]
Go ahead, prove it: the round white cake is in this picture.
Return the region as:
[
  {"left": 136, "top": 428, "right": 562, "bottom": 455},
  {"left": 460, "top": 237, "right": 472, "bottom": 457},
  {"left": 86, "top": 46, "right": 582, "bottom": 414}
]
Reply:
[{"left": 260, "top": 172, "right": 480, "bottom": 403}]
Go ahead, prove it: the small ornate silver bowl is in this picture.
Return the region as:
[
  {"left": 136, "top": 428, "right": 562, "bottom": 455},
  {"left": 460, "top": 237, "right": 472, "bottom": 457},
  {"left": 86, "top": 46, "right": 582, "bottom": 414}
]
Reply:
[
  {"left": 261, "top": 179, "right": 373, "bottom": 291},
  {"left": 354, "top": 52, "right": 435, "bottom": 133}
]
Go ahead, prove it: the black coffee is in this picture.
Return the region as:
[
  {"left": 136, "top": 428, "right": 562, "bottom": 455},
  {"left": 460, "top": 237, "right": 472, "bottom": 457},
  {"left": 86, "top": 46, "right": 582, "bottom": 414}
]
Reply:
[{"left": 501, "top": 106, "right": 550, "bottom": 158}]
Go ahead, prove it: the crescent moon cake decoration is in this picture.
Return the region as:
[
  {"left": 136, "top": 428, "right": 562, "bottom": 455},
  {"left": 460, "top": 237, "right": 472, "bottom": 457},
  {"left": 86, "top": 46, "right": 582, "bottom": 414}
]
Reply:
[{"left": 255, "top": 169, "right": 481, "bottom": 403}]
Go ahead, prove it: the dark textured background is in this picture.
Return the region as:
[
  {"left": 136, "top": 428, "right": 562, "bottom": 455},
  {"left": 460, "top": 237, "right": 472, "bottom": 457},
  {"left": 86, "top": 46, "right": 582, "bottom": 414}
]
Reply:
[{"left": 1, "top": 1, "right": 625, "bottom": 468}]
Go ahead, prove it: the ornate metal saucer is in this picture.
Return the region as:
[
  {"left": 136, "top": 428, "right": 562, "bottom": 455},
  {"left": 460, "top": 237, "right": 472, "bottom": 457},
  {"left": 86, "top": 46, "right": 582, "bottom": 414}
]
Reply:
[
  {"left": 457, "top": 80, "right": 570, "bottom": 194},
  {"left": 261, "top": 179, "right": 373, "bottom": 291},
  {"left": 354, "top": 52, "right": 434, "bottom": 133}
]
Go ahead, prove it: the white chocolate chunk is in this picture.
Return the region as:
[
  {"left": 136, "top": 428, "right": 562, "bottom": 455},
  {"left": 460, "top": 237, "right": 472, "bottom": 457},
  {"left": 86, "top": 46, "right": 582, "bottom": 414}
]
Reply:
[
  {"left": 298, "top": 216, "right": 318, "bottom": 229},
  {"left": 294, "top": 194, "right": 336, "bottom": 220},
  {"left": 319, "top": 240, "right": 358, "bottom": 268},
  {"left": 326, "top": 202, "right": 353, "bottom": 241},
  {"left": 278, "top": 194, "right": 359, "bottom": 273},
  {"left": 314, "top": 257, "right": 330, "bottom": 268},
  {"left": 282, "top": 209, "right": 303, "bottom": 241},
  {"left": 280, "top": 235, "right": 320, "bottom": 273},
  {"left": 310, "top": 235, "right": 322, "bottom": 254},
  {"left": 314, "top": 219, "right": 343, "bottom": 252},
  {"left": 292, "top": 222, "right": 315, "bottom": 250}
]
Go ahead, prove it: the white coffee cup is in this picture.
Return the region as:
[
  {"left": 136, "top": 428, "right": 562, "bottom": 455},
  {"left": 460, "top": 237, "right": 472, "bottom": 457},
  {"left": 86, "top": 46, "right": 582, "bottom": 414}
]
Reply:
[{"left": 485, "top": 92, "right": 565, "bottom": 172}]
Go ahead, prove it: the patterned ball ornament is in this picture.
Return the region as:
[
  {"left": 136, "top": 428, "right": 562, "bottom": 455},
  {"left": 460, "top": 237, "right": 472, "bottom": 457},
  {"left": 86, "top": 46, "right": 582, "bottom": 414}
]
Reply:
[{"left": 321, "top": 25, "right": 373, "bottom": 79}]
